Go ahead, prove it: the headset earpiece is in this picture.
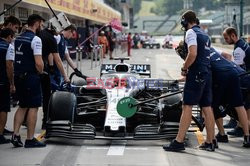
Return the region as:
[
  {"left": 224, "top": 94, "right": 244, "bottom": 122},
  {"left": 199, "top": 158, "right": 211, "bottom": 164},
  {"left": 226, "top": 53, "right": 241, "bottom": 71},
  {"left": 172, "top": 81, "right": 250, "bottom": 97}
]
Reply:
[
  {"left": 196, "top": 18, "right": 200, "bottom": 25},
  {"left": 181, "top": 17, "right": 188, "bottom": 31}
]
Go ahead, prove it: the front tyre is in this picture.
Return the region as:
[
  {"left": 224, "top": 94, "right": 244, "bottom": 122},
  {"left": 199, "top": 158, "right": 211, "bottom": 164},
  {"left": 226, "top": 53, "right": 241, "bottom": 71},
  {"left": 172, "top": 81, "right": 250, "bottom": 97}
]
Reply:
[{"left": 48, "top": 91, "right": 77, "bottom": 122}]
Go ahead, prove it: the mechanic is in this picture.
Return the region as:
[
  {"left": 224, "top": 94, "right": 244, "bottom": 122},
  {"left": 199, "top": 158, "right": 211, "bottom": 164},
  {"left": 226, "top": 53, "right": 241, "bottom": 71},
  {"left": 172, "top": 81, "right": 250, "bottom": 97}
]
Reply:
[
  {"left": 51, "top": 25, "right": 82, "bottom": 90},
  {"left": 98, "top": 31, "right": 108, "bottom": 58},
  {"left": 210, "top": 47, "right": 250, "bottom": 147},
  {"left": 0, "top": 28, "right": 15, "bottom": 144},
  {"left": 11, "top": 14, "right": 45, "bottom": 148},
  {"left": 163, "top": 10, "right": 215, "bottom": 152},
  {"left": 0, "top": 16, "right": 21, "bottom": 135},
  {"left": 1, "top": 16, "right": 21, "bottom": 34},
  {"left": 223, "top": 27, "right": 250, "bottom": 136},
  {"left": 163, "top": 33, "right": 173, "bottom": 47},
  {"left": 39, "top": 23, "right": 70, "bottom": 129},
  {"left": 107, "top": 30, "right": 116, "bottom": 60},
  {"left": 127, "top": 32, "right": 132, "bottom": 56}
]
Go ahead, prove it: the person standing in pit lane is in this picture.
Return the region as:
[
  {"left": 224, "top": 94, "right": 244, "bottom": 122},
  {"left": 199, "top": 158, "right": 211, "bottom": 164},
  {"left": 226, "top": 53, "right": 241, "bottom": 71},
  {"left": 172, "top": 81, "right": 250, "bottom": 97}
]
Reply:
[
  {"left": 209, "top": 47, "right": 250, "bottom": 147},
  {"left": 106, "top": 30, "right": 116, "bottom": 60},
  {"left": 51, "top": 25, "right": 83, "bottom": 89},
  {"left": 163, "top": 10, "right": 215, "bottom": 152},
  {"left": 38, "top": 23, "right": 70, "bottom": 129},
  {"left": 127, "top": 32, "right": 132, "bottom": 57},
  {"left": 223, "top": 27, "right": 250, "bottom": 137},
  {"left": 0, "top": 16, "right": 21, "bottom": 135},
  {"left": 0, "top": 28, "right": 15, "bottom": 144},
  {"left": 11, "top": 14, "right": 45, "bottom": 148}
]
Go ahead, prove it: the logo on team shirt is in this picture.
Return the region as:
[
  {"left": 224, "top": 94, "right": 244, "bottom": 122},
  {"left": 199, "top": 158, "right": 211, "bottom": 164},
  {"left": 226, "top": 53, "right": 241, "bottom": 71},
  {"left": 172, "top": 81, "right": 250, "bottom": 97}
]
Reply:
[
  {"left": 16, "top": 44, "right": 23, "bottom": 55},
  {"left": 204, "top": 39, "right": 210, "bottom": 50},
  {"left": 18, "top": 43, "right": 22, "bottom": 51}
]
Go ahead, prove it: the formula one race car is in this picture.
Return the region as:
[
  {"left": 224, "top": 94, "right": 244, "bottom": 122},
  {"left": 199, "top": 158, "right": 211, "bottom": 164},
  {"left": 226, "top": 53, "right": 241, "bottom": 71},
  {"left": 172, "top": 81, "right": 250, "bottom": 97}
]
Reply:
[
  {"left": 142, "top": 40, "right": 160, "bottom": 49},
  {"left": 45, "top": 58, "right": 202, "bottom": 140}
]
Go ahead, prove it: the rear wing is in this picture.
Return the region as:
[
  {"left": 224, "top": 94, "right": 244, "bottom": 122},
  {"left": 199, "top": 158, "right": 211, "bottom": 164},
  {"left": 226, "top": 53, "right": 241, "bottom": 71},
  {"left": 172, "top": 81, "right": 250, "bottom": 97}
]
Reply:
[{"left": 100, "top": 64, "right": 151, "bottom": 77}]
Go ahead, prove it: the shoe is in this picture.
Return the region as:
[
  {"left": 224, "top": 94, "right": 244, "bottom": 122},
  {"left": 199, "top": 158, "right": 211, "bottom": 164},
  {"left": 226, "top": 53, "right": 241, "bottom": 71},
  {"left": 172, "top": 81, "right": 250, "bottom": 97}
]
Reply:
[
  {"left": 227, "top": 126, "right": 244, "bottom": 137},
  {"left": 0, "top": 135, "right": 10, "bottom": 144},
  {"left": 199, "top": 142, "right": 215, "bottom": 152},
  {"left": 243, "top": 135, "right": 250, "bottom": 148},
  {"left": 3, "top": 128, "right": 13, "bottom": 135},
  {"left": 24, "top": 138, "right": 46, "bottom": 148},
  {"left": 223, "top": 119, "right": 237, "bottom": 128},
  {"left": 215, "top": 133, "right": 229, "bottom": 142},
  {"left": 110, "top": 57, "right": 114, "bottom": 60},
  {"left": 11, "top": 134, "right": 23, "bottom": 147},
  {"left": 163, "top": 140, "right": 185, "bottom": 151},
  {"left": 213, "top": 139, "right": 219, "bottom": 149}
]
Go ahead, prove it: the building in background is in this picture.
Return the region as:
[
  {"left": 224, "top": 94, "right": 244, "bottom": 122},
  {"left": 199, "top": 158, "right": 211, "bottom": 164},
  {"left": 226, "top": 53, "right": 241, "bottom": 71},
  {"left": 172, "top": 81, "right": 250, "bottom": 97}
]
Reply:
[
  {"left": 0, "top": 0, "right": 121, "bottom": 27},
  {"left": 0, "top": 0, "right": 121, "bottom": 59}
]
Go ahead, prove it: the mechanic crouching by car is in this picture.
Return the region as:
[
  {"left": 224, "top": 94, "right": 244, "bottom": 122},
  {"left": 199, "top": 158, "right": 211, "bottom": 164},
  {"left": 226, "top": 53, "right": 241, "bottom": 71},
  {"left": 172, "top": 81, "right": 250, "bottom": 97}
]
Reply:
[
  {"left": 51, "top": 24, "right": 83, "bottom": 90},
  {"left": 11, "top": 14, "right": 46, "bottom": 148},
  {"left": 38, "top": 23, "right": 70, "bottom": 129},
  {"left": 163, "top": 10, "right": 215, "bottom": 152},
  {"left": 0, "top": 28, "right": 15, "bottom": 144},
  {"left": 209, "top": 47, "right": 250, "bottom": 147},
  {"left": 222, "top": 27, "right": 250, "bottom": 137}
]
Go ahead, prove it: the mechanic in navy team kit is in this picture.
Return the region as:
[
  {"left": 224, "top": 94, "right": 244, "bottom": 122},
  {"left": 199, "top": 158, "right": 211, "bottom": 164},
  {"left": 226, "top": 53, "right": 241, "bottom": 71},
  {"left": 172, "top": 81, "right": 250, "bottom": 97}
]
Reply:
[
  {"left": 163, "top": 10, "right": 215, "bottom": 152},
  {"left": 11, "top": 14, "right": 46, "bottom": 148},
  {"left": 0, "top": 16, "right": 21, "bottom": 135},
  {"left": 1, "top": 16, "right": 21, "bottom": 34},
  {"left": 222, "top": 27, "right": 250, "bottom": 136},
  {"left": 51, "top": 24, "right": 82, "bottom": 90},
  {"left": 209, "top": 47, "right": 250, "bottom": 147},
  {"left": 0, "top": 28, "right": 15, "bottom": 144},
  {"left": 38, "top": 23, "right": 70, "bottom": 129}
]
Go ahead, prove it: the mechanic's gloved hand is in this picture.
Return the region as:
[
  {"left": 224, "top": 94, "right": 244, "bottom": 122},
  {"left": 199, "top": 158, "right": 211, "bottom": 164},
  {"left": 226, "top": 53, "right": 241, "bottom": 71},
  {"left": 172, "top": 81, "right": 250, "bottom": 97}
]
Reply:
[
  {"left": 74, "top": 68, "right": 83, "bottom": 77},
  {"left": 175, "top": 41, "right": 187, "bottom": 60},
  {"left": 49, "top": 65, "right": 55, "bottom": 75}
]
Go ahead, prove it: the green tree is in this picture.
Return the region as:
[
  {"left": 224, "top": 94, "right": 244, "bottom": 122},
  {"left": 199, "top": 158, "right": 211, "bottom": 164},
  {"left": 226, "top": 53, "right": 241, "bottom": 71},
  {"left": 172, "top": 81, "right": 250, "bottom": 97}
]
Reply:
[
  {"left": 193, "top": 0, "right": 224, "bottom": 11},
  {"left": 104, "top": 0, "right": 121, "bottom": 11},
  {"left": 151, "top": 0, "right": 225, "bottom": 16},
  {"left": 131, "top": 0, "right": 142, "bottom": 14},
  {"left": 152, "top": 0, "right": 183, "bottom": 16}
]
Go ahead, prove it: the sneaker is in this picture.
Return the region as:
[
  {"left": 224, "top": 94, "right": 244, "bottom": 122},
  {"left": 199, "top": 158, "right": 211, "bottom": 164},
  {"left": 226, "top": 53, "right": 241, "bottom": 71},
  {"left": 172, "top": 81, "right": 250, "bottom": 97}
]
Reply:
[
  {"left": 227, "top": 126, "right": 244, "bottom": 137},
  {"left": 3, "top": 128, "right": 13, "bottom": 135},
  {"left": 215, "top": 133, "right": 229, "bottom": 142},
  {"left": 213, "top": 139, "right": 219, "bottom": 149},
  {"left": 223, "top": 119, "right": 237, "bottom": 128},
  {"left": 199, "top": 142, "right": 215, "bottom": 152},
  {"left": 0, "top": 135, "right": 10, "bottom": 144},
  {"left": 24, "top": 138, "right": 46, "bottom": 148},
  {"left": 11, "top": 134, "right": 23, "bottom": 147},
  {"left": 243, "top": 135, "right": 250, "bottom": 148},
  {"left": 163, "top": 140, "right": 185, "bottom": 151}
]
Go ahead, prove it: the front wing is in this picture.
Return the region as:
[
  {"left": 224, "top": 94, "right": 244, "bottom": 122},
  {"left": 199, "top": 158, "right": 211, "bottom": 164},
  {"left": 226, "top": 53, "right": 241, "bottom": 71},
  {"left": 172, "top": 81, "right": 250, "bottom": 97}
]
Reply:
[{"left": 45, "top": 120, "right": 179, "bottom": 140}]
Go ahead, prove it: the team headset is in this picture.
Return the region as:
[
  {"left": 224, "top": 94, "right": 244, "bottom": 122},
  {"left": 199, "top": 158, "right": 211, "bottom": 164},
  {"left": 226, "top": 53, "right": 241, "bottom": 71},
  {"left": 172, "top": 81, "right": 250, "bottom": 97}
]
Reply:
[
  {"left": 181, "top": 17, "right": 200, "bottom": 31},
  {"left": 180, "top": 17, "right": 200, "bottom": 57}
]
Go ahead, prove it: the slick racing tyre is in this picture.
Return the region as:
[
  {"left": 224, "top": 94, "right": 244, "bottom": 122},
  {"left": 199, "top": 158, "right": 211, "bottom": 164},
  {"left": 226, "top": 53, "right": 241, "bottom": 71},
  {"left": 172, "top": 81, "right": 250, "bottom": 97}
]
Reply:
[
  {"left": 48, "top": 91, "right": 77, "bottom": 122},
  {"left": 72, "top": 78, "right": 87, "bottom": 95}
]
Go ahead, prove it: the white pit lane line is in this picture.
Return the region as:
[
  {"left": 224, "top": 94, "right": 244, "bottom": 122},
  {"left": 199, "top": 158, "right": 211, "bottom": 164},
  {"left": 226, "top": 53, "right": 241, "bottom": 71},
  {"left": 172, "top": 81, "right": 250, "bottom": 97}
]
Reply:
[{"left": 107, "top": 140, "right": 127, "bottom": 156}]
